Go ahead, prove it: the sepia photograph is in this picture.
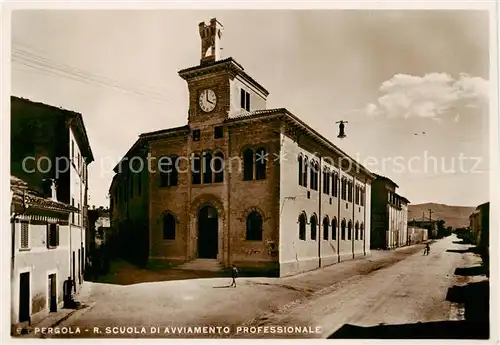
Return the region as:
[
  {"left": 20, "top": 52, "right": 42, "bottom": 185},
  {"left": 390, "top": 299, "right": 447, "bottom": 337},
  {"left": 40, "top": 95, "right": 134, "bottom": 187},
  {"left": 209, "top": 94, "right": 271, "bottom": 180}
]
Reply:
[{"left": 5, "top": 2, "right": 496, "bottom": 341}]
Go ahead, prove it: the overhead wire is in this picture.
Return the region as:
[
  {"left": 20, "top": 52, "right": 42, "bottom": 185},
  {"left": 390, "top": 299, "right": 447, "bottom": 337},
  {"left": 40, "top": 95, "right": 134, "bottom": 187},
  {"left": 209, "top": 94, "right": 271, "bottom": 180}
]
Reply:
[{"left": 12, "top": 43, "right": 169, "bottom": 104}]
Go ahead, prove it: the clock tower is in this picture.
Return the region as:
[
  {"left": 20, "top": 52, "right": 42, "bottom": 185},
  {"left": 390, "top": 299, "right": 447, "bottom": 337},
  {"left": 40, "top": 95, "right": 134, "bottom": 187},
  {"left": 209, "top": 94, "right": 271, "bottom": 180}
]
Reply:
[{"left": 178, "top": 18, "right": 270, "bottom": 127}]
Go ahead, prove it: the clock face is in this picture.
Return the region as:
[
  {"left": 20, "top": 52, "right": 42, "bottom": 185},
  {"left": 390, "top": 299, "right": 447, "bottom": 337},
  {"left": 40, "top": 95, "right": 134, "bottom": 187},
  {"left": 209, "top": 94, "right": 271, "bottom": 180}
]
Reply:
[{"left": 199, "top": 89, "right": 217, "bottom": 112}]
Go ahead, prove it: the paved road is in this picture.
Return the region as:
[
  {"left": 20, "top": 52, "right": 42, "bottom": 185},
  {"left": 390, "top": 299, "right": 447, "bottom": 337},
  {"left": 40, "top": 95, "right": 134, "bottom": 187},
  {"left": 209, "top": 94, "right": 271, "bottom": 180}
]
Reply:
[{"left": 44, "top": 235, "right": 475, "bottom": 339}]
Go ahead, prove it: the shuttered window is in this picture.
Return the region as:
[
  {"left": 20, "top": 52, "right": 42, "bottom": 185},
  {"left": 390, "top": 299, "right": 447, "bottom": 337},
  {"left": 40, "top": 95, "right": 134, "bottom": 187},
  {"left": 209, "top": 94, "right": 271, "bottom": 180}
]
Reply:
[{"left": 47, "top": 223, "right": 59, "bottom": 248}]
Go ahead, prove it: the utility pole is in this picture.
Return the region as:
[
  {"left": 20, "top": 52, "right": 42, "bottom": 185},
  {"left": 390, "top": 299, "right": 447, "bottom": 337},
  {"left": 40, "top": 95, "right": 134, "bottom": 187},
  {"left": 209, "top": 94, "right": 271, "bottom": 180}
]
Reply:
[{"left": 429, "top": 208, "right": 433, "bottom": 238}]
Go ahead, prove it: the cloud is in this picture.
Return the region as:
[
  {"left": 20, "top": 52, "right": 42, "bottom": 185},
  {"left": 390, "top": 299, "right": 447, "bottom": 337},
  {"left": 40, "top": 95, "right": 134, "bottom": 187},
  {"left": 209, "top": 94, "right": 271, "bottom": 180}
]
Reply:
[{"left": 365, "top": 73, "right": 488, "bottom": 119}]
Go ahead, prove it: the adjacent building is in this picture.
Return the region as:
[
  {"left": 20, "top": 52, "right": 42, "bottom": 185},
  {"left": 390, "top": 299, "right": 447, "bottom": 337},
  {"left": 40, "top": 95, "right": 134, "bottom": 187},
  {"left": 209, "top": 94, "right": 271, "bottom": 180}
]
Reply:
[
  {"left": 87, "top": 207, "right": 112, "bottom": 250},
  {"left": 370, "top": 174, "right": 410, "bottom": 249},
  {"left": 406, "top": 226, "right": 429, "bottom": 245},
  {"left": 10, "top": 97, "right": 94, "bottom": 325},
  {"left": 410, "top": 219, "right": 438, "bottom": 239},
  {"left": 10, "top": 176, "right": 77, "bottom": 327},
  {"left": 109, "top": 18, "right": 374, "bottom": 277},
  {"left": 469, "top": 202, "right": 490, "bottom": 267}
]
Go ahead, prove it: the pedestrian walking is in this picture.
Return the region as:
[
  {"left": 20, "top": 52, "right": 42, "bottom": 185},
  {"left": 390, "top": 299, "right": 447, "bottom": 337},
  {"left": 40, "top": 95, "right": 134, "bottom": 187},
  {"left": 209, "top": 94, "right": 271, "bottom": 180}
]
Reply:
[
  {"left": 424, "top": 243, "right": 430, "bottom": 255},
  {"left": 230, "top": 264, "right": 238, "bottom": 288}
]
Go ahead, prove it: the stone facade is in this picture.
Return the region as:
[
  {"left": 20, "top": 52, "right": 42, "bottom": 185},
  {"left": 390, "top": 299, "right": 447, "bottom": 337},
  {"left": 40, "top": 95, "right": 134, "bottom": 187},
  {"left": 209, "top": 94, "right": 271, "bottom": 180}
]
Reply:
[{"left": 109, "top": 19, "right": 374, "bottom": 276}]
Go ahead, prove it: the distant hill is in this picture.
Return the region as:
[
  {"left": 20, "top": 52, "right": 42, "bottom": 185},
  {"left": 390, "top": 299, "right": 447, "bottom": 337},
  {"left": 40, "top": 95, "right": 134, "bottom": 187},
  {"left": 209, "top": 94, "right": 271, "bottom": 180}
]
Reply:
[{"left": 408, "top": 203, "right": 476, "bottom": 229}]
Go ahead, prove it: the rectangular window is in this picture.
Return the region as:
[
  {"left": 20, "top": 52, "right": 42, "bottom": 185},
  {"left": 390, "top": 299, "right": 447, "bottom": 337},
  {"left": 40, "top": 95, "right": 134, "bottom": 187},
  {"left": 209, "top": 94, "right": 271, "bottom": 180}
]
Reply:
[
  {"left": 214, "top": 126, "right": 223, "bottom": 139},
  {"left": 192, "top": 155, "right": 201, "bottom": 185},
  {"left": 332, "top": 174, "right": 338, "bottom": 197},
  {"left": 20, "top": 221, "right": 29, "bottom": 249},
  {"left": 77, "top": 153, "right": 81, "bottom": 171},
  {"left": 241, "top": 89, "right": 250, "bottom": 111},
  {"left": 47, "top": 223, "right": 59, "bottom": 248},
  {"left": 77, "top": 202, "right": 80, "bottom": 225},
  {"left": 160, "top": 156, "right": 179, "bottom": 187},
  {"left": 192, "top": 129, "right": 200, "bottom": 141},
  {"left": 71, "top": 140, "right": 74, "bottom": 162},
  {"left": 202, "top": 152, "right": 213, "bottom": 184}
]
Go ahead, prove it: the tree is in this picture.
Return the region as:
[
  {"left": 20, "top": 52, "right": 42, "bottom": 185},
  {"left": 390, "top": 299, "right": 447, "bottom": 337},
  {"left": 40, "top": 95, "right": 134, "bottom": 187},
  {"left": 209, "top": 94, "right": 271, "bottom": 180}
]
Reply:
[{"left": 437, "top": 219, "right": 452, "bottom": 238}]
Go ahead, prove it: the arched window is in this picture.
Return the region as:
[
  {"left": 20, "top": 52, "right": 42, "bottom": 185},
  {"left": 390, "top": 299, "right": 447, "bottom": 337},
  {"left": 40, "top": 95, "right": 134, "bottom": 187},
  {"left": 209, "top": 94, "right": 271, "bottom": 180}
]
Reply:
[
  {"left": 341, "top": 178, "right": 347, "bottom": 200},
  {"left": 360, "top": 223, "right": 364, "bottom": 240},
  {"left": 299, "top": 213, "right": 307, "bottom": 241},
  {"left": 322, "top": 169, "right": 328, "bottom": 194},
  {"left": 246, "top": 211, "right": 263, "bottom": 241},
  {"left": 355, "top": 221, "right": 359, "bottom": 240},
  {"left": 341, "top": 219, "right": 346, "bottom": 240},
  {"left": 348, "top": 220, "right": 352, "bottom": 240},
  {"left": 255, "top": 147, "right": 266, "bottom": 180},
  {"left": 323, "top": 216, "right": 329, "bottom": 240},
  {"left": 298, "top": 155, "right": 303, "bottom": 186},
  {"left": 310, "top": 214, "right": 317, "bottom": 240},
  {"left": 163, "top": 213, "right": 176, "bottom": 240},
  {"left": 332, "top": 217, "right": 337, "bottom": 240},
  {"left": 191, "top": 154, "right": 201, "bottom": 185},
  {"left": 203, "top": 151, "right": 213, "bottom": 184},
  {"left": 303, "top": 157, "right": 308, "bottom": 188},
  {"left": 214, "top": 152, "right": 224, "bottom": 183},
  {"left": 332, "top": 173, "right": 338, "bottom": 197},
  {"left": 243, "top": 149, "right": 254, "bottom": 181}
]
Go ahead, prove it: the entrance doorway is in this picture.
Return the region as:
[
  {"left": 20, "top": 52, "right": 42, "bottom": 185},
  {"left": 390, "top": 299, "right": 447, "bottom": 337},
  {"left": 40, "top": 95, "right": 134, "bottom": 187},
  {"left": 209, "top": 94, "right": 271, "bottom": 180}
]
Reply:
[
  {"left": 197, "top": 205, "right": 218, "bottom": 259},
  {"left": 48, "top": 274, "right": 57, "bottom": 312},
  {"left": 19, "top": 272, "right": 30, "bottom": 322}
]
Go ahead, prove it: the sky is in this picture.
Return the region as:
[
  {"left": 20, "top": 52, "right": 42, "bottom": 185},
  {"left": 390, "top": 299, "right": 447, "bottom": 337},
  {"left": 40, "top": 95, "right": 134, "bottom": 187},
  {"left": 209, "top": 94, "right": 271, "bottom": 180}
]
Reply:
[{"left": 11, "top": 9, "right": 491, "bottom": 208}]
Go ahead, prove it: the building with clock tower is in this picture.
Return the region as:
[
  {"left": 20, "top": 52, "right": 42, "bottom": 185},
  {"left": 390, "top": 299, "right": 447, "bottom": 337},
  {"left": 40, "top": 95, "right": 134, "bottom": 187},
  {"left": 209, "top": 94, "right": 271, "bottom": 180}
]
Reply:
[{"left": 109, "top": 18, "right": 375, "bottom": 277}]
